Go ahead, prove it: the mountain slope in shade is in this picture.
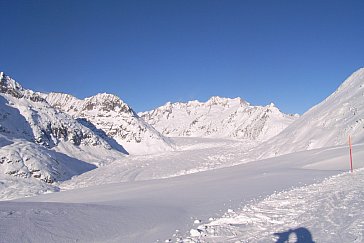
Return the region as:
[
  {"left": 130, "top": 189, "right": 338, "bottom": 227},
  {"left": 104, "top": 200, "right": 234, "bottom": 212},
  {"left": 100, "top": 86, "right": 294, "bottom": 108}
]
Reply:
[
  {"left": 257, "top": 68, "right": 364, "bottom": 159},
  {"left": 44, "top": 92, "right": 174, "bottom": 155},
  {"left": 0, "top": 134, "right": 96, "bottom": 183},
  {"left": 0, "top": 72, "right": 125, "bottom": 184},
  {"left": 139, "top": 96, "right": 297, "bottom": 143}
]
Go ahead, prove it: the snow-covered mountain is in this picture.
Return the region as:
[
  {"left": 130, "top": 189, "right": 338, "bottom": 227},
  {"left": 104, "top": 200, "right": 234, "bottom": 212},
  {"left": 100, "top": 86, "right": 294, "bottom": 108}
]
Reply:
[
  {"left": 257, "top": 68, "right": 364, "bottom": 158},
  {"left": 44, "top": 92, "right": 174, "bottom": 154},
  {"left": 139, "top": 96, "right": 298, "bottom": 142},
  {"left": 0, "top": 72, "right": 124, "bottom": 183},
  {"left": 0, "top": 134, "right": 96, "bottom": 183}
]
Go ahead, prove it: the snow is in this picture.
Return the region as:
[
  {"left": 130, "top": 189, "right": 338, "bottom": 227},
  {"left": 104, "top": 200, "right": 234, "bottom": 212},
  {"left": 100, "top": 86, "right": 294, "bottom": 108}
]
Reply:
[
  {"left": 256, "top": 68, "right": 364, "bottom": 159},
  {"left": 139, "top": 96, "right": 297, "bottom": 142},
  {"left": 186, "top": 168, "right": 364, "bottom": 242},
  {"left": 44, "top": 92, "right": 174, "bottom": 155},
  {"left": 0, "top": 68, "right": 364, "bottom": 242},
  {"left": 0, "top": 73, "right": 127, "bottom": 198},
  {"left": 0, "top": 143, "right": 361, "bottom": 242}
]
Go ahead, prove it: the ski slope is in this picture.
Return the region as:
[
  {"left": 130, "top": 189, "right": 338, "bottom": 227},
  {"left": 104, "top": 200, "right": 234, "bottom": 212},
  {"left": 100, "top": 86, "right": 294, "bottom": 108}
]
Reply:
[{"left": 0, "top": 143, "right": 362, "bottom": 243}]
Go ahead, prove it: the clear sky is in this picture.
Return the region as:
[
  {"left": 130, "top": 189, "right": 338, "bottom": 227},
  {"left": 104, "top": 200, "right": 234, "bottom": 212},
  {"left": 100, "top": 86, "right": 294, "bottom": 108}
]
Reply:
[{"left": 0, "top": 0, "right": 363, "bottom": 114}]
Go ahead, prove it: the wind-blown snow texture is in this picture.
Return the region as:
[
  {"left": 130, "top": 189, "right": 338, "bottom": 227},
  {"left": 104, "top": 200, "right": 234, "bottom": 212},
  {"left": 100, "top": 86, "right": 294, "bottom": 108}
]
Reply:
[
  {"left": 139, "top": 96, "right": 297, "bottom": 142},
  {"left": 44, "top": 92, "right": 174, "bottom": 154}
]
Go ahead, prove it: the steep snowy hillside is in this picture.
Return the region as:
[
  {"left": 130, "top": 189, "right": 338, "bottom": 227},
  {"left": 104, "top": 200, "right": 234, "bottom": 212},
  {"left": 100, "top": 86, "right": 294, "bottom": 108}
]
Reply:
[
  {"left": 0, "top": 72, "right": 125, "bottom": 185},
  {"left": 44, "top": 92, "right": 174, "bottom": 154},
  {"left": 257, "top": 68, "right": 364, "bottom": 158},
  {"left": 0, "top": 72, "right": 115, "bottom": 151},
  {"left": 139, "top": 96, "right": 297, "bottom": 142}
]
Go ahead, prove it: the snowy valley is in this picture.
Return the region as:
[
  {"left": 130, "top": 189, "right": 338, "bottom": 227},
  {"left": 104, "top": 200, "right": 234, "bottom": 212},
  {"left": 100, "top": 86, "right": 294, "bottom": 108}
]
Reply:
[{"left": 0, "top": 68, "right": 364, "bottom": 243}]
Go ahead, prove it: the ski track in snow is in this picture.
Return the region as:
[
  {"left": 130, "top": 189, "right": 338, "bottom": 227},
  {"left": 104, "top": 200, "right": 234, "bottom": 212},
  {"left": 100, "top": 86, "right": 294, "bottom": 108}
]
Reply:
[{"left": 184, "top": 169, "right": 364, "bottom": 243}]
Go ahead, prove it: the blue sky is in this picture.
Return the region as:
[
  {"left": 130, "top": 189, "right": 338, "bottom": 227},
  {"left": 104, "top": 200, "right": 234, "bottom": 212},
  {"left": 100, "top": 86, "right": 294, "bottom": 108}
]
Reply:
[{"left": 1, "top": 0, "right": 363, "bottom": 114}]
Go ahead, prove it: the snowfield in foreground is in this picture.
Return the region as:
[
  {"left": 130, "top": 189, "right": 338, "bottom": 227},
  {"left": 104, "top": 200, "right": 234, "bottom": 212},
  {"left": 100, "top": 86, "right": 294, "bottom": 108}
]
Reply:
[
  {"left": 0, "top": 143, "right": 363, "bottom": 243},
  {"left": 185, "top": 168, "right": 364, "bottom": 243}
]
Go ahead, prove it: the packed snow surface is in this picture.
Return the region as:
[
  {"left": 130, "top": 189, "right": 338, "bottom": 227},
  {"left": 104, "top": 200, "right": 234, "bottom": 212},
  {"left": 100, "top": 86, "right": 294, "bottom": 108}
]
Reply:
[{"left": 186, "top": 168, "right": 364, "bottom": 243}]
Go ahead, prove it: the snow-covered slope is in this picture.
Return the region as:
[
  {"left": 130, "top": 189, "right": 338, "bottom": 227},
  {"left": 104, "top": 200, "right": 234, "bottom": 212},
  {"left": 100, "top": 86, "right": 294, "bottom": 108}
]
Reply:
[
  {"left": 0, "top": 72, "right": 125, "bottom": 184},
  {"left": 258, "top": 68, "right": 364, "bottom": 158},
  {"left": 0, "top": 72, "right": 116, "bottom": 151},
  {"left": 186, "top": 168, "right": 364, "bottom": 242},
  {"left": 139, "top": 96, "right": 297, "bottom": 142},
  {"left": 4, "top": 143, "right": 363, "bottom": 242},
  {"left": 0, "top": 134, "right": 96, "bottom": 184},
  {"left": 45, "top": 92, "right": 174, "bottom": 154}
]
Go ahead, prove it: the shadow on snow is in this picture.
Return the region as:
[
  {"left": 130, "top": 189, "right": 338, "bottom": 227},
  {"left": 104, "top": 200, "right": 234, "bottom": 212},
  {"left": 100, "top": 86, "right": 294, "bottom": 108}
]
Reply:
[{"left": 274, "top": 227, "right": 315, "bottom": 243}]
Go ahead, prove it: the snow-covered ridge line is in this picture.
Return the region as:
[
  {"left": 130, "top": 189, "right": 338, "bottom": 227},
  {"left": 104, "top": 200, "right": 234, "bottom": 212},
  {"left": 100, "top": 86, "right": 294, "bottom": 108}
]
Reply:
[
  {"left": 257, "top": 67, "right": 364, "bottom": 159},
  {"left": 0, "top": 72, "right": 45, "bottom": 102},
  {"left": 44, "top": 91, "right": 174, "bottom": 155},
  {"left": 43, "top": 92, "right": 136, "bottom": 117},
  {"left": 139, "top": 95, "right": 298, "bottom": 142},
  {"left": 0, "top": 72, "right": 23, "bottom": 97},
  {"left": 142, "top": 96, "right": 250, "bottom": 113},
  {"left": 0, "top": 72, "right": 126, "bottom": 185}
]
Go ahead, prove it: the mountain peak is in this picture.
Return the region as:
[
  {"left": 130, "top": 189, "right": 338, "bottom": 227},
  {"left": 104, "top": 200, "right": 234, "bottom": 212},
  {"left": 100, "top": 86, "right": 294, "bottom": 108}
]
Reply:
[
  {"left": 206, "top": 96, "right": 247, "bottom": 107},
  {"left": 89, "top": 92, "right": 121, "bottom": 100},
  {"left": 0, "top": 72, "right": 24, "bottom": 98},
  {"left": 83, "top": 93, "right": 134, "bottom": 115}
]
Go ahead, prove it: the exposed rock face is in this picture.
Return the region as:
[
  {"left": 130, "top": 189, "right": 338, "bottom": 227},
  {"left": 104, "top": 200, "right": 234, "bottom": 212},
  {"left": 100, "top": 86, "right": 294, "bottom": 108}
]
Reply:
[
  {"left": 44, "top": 92, "right": 174, "bottom": 155},
  {"left": 139, "top": 96, "right": 298, "bottom": 142},
  {"left": 0, "top": 74, "right": 112, "bottom": 150}
]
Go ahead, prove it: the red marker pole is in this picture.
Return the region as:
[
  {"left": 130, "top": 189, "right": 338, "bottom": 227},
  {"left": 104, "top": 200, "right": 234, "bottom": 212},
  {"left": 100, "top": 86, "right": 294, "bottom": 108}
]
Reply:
[{"left": 349, "top": 135, "right": 353, "bottom": 173}]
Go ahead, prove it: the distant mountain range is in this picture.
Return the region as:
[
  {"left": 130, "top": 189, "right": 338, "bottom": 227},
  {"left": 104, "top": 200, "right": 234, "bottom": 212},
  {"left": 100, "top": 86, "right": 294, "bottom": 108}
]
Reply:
[
  {"left": 139, "top": 96, "right": 298, "bottom": 142},
  {"left": 1, "top": 68, "right": 363, "bottom": 187}
]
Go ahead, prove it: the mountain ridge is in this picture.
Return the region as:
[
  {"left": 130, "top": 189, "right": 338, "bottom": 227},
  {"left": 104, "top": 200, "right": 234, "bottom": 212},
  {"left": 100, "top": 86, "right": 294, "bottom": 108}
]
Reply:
[
  {"left": 0, "top": 72, "right": 126, "bottom": 184},
  {"left": 44, "top": 91, "right": 174, "bottom": 155},
  {"left": 256, "top": 67, "right": 364, "bottom": 159},
  {"left": 139, "top": 95, "right": 298, "bottom": 142}
]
